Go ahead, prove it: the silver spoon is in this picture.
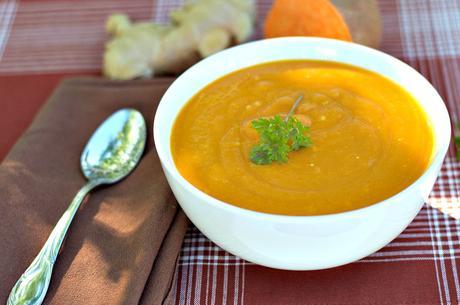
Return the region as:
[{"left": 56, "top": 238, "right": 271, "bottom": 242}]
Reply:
[{"left": 7, "top": 108, "right": 147, "bottom": 305}]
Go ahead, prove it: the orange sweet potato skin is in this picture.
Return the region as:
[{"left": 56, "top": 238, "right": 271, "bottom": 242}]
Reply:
[{"left": 264, "top": 0, "right": 352, "bottom": 41}]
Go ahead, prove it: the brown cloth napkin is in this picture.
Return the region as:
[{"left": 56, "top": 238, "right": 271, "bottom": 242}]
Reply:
[{"left": 0, "top": 78, "right": 188, "bottom": 305}]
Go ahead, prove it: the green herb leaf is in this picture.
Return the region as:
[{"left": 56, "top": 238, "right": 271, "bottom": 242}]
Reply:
[
  {"left": 288, "top": 116, "right": 312, "bottom": 151},
  {"left": 455, "top": 123, "right": 460, "bottom": 161},
  {"left": 249, "top": 115, "right": 312, "bottom": 165},
  {"left": 455, "top": 136, "right": 460, "bottom": 146}
]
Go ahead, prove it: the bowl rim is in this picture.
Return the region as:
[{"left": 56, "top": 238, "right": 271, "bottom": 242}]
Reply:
[{"left": 153, "top": 37, "right": 451, "bottom": 221}]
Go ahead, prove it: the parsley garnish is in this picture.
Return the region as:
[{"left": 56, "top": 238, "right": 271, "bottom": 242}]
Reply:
[{"left": 249, "top": 95, "right": 312, "bottom": 165}]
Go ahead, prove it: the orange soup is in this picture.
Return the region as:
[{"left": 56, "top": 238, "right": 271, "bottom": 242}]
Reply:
[{"left": 171, "top": 61, "right": 433, "bottom": 215}]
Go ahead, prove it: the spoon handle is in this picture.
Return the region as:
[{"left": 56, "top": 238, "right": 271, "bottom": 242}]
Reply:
[{"left": 7, "top": 181, "right": 99, "bottom": 305}]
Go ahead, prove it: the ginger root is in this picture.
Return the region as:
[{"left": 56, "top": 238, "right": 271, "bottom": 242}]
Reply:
[{"left": 103, "top": 0, "right": 256, "bottom": 80}]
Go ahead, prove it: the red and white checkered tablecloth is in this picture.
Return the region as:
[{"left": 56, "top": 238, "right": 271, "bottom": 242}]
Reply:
[{"left": 1, "top": 0, "right": 460, "bottom": 304}]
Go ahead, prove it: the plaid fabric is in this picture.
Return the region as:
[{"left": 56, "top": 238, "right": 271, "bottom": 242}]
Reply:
[{"left": 0, "top": 0, "right": 459, "bottom": 304}]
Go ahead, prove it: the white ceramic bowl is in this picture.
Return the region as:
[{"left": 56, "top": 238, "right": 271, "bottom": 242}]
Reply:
[{"left": 153, "top": 37, "right": 451, "bottom": 270}]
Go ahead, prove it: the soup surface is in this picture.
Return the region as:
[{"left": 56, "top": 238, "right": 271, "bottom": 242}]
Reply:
[{"left": 171, "top": 61, "right": 433, "bottom": 215}]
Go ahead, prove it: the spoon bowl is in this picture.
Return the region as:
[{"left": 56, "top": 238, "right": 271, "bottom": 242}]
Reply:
[{"left": 81, "top": 109, "right": 146, "bottom": 183}]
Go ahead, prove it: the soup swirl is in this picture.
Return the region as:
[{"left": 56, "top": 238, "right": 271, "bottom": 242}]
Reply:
[{"left": 171, "top": 61, "right": 433, "bottom": 215}]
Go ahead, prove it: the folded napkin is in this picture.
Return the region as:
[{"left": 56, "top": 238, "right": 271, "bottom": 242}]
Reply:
[{"left": 0, "top": 78, "right": 188, "bottom": 305}]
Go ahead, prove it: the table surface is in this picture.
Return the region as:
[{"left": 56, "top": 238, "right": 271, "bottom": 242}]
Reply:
[{"left": 1, "top": 0, "right": 460, "bottom": 304}]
